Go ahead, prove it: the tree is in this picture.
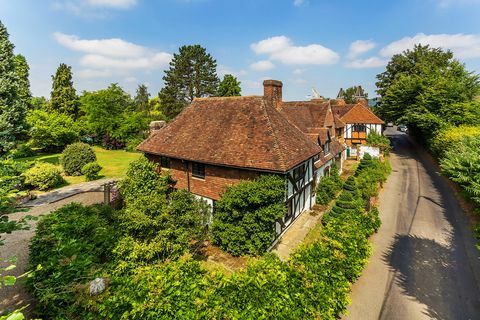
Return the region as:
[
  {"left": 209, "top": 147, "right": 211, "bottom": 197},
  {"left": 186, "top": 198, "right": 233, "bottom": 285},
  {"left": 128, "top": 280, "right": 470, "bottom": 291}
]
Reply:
[
  {"left": 133, "top": 84, "right": 150, "bottom": 113},
  {"left": 217, "top": 74, "right": 241, "bottom": 97},
  {"left": 80, "top": 83, "right": 132, "bottom": 140},
  {"left": 0, "top": 20, "right": 27, "bottom": 153},
  {"left": 343, "top": 86, "right": 368, "bottom": 104},
  {"left": 26, "top": 109, "right": 79, "bottom": 151},
  {"left": 14, "top": 54, "right": 31, "bottom": 108},
  {"left": 50, "top": 63, "right": 79, "bottom": 117},
  {"left": 375, "top": 45, "right": 480, "bottom": 144},
  {"left": 159, "top": 45, "right": 219, "bottom": 119}
]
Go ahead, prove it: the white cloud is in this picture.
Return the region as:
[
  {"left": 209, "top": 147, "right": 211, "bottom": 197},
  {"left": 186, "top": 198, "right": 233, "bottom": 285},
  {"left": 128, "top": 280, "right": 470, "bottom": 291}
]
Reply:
[
  {"left": 380, "top": 33, "right": 480, "bottom": 59},
  {"left": 79, "top": 52, "right": 172, "bottom": 70},
  {"left": 345, "top": 56, "right": 388, "bottom": 69},
  {"left": 86, "top": 0, "right": 137, "bottom": 8},
  {"left": 53, "top": 32, "right": 146, "bottom": 58},
  {"left": 77, "top": 68, "right": 112, "bottom": 78},
  {"left": 250, "top": 60, "right": 275, "bottom": 71},
  {"left": 54, "top": 32, "right": 172, "bottom": 77},
  {"left": 251, "top": 35, "right": 339, "bottom": 65},
  {"left": 293, "top": 68, "right": 305, "bottom": 75},
  {"left": 347, "top": 40, "right": 376, "bottom": 59},
  {"left": 217, "top": 65, "right": 248, "bottom": 78}
]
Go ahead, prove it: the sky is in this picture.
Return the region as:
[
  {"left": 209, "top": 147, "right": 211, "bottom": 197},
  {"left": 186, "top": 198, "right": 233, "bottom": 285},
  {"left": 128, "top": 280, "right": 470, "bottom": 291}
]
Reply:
[{"left": 1, "top": 0, "right": 480, "bottom": 101}]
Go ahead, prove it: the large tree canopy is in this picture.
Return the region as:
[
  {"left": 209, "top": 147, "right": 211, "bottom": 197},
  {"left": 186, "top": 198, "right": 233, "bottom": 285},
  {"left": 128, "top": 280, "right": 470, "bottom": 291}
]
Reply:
[
  {"left": 217, "top": 74, "right": 241, "bottom": 97},
  {"left": 159, "top": 44, "right": 219, "bottom": 119},
  {"left": 375, "top": 45, "right": 480, "bottom": 144},
  {"left": 50, "top": 63, "right": 79, "bottom": 117},
  {"left": 0, "top": 20, "right": 27, "bottom": 152}
]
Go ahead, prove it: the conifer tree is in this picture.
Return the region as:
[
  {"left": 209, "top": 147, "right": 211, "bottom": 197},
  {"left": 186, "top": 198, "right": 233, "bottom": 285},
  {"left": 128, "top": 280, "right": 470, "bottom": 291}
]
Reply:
[
  {"left": 0, "top": 20, "right": 27, "bottom": 152},
  {"left": 159, "top": 45, "right": 219, "bottom": 119},
  {"left": 50, "top": 63, "right": 79, "bottom": 117},
  {"left": 218, "top": 74, "right": 241, "bottom": 97},
  {"left": 14, "top": 54, "right": 31, "bottom": 108},
  {"left": 134, "top": 84, "right": 150, "bottom": 112}
]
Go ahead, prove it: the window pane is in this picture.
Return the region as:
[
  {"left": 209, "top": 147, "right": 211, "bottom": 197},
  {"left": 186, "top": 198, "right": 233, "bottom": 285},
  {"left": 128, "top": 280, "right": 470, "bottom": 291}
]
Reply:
[{"left": 192, "top": 162, "right": 205, "bottom": 179}]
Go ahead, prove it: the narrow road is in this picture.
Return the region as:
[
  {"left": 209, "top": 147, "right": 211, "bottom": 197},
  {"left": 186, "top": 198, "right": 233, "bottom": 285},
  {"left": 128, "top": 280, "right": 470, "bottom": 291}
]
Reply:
[{"left": 344, "top": 128, "right": 480, "bottom": 320}]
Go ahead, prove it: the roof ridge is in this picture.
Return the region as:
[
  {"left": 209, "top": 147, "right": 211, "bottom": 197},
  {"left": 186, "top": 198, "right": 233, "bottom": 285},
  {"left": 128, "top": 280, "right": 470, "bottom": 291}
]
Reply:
[{"left": 261, "top": 101, "right": 287, "bottom": 172}]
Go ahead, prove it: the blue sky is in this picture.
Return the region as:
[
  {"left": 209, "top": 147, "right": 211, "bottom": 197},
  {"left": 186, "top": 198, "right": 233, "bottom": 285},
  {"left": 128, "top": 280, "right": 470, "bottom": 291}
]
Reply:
[{"left": 1, "top": 0, "right": 480, "bottom": 100}]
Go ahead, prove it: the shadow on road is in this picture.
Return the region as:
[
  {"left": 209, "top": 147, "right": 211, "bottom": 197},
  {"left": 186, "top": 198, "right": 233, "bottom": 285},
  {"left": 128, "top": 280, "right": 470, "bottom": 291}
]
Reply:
[{"left": 382, "top": 234, "right": 456, "bottom": 320}]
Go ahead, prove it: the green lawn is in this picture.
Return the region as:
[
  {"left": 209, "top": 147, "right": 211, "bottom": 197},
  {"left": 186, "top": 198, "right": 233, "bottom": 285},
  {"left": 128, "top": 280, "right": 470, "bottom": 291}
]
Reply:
[{"left": 18, "top": 147, "right": 141, "bottom": 186}]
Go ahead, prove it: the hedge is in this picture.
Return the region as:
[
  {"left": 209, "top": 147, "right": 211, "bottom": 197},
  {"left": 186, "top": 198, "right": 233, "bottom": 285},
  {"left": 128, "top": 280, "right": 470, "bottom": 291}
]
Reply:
[
  {"left": 26, "top": 158, "right": 391, "bottom": 319},
  {"left": 23, "top": 162, "right": 64, "bottom": 191}
]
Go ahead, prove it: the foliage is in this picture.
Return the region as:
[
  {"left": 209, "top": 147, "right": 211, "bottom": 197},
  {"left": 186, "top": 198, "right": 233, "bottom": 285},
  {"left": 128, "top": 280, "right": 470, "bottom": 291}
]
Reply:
[
  {"left": 61, "top": 142, "right": 97, "bottom": 176},
  {"left": 366, "top": 131, "right": 392, "bottom": 154},
  {"left": 82, "top": 162, "right": 102, "bottom": 181},
  {"left": 0, "top": 21, "right": 27, "bottom": 153},
  {"left": 440, "top": 136, "right": 480, "bottom": 207},
  {"left": 316, "top": 164, "right": 343, "bottom": 205},
  {"left": 26, "top": 109, "right": 79, "bottom": 151},
  {"left": 375, "top": 44, "right": 480, "bottom": 146},
  {"left": 343, "top": 85, "right": 368, "bottom": 104},
  {"left": 80, "top": 83, "right": 132, "bottom": 140},
  {"left": 8, "top": 143, "right": 34, "bottom": 159},
  {"left": 431, "top": 125, "right": 480, "bottom": 158},
  {"left": 133, "top": 84, "right": 150, "bottom": 112},
  {"left": 26, "top": 203, "right": 120, "bottom": 319},
  {"left": 356, "top": 156, "right": 391, "bottom": 201},
  {"left": 116, "top": 156, "right": 208, "bottom": 268},
  {"left": 14, "top": 54, "right": 31, "bottom": 109},
  {"left": 211, "top": 175, "right": 286, "bottom": 256},
  {"left": 23, "top": 162, "right": 64, "bottom": 190},
  {"left": 0, "top": 158, "right": 30, "bottom": 214},
  {"left": 49, "top": 63, "right": 79, "bottom": 117},
  {"left": 125, "top": 136, "right": 143, "bottom": 152},
  {"left": 217, "top": 74, "right": 241, "bottom": 97},
  {"left": 159, "top": 44, "right": 219, "bottom": 119}
]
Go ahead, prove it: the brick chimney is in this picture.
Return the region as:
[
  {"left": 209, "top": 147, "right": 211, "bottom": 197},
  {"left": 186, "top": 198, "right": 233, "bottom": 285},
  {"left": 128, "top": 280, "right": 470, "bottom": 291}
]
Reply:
[{"left": 263, "top": 80, "right": 283, "bottom": 109}]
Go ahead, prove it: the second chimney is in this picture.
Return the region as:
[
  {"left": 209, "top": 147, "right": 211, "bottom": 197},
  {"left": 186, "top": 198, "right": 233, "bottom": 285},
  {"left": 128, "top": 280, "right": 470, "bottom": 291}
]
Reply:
[{"left": 263, "top": 80, "right": 283, "bottom": 109}]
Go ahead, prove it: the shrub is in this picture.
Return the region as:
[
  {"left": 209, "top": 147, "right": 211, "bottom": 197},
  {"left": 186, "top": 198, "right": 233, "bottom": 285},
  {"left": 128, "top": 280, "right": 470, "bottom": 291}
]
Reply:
[
  {"left": 82, "top": 162, "right": 102, "bottom": 181},
  {"left": 23, "top": 162, "right": 64, "bottom": 191},
  {"left": 125, "top": 136, "right": 144, "bottom": 152},
  {"left": 211, "top": 175, "right": 286, "bottom": 256},
  {"left": 440, "top": 136, "right": 480, "bottom": 207},
  {"left": 342, "top": 176, "right": 360, "bottom": 198},
  {"left": 316, "top": 165, "right": 343, "bottom": 205},
  {"left": 431, "top": 125, "right": 480, "bottom": 158},
  {"left": 8, "top": 143, "right": 35, "bottom": 159},
  {"left": 102, "top": 133, "right": 126, "bottom": 150},
  {"left": 366, "top": 131, "right": 391, "bottom": 155},
  {"left": 26, "top": 203, "right": 119, "bottom": 319},
  {"left": 61, "top": 142, "right": 96, "bottom": 176}
]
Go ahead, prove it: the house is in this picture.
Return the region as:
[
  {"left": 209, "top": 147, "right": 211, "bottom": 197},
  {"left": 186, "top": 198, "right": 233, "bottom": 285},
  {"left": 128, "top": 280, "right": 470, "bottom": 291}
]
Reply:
[
  {"left": 137, "top": 80, "right": 345, "bottom": 235},
  {"left": 332, "top": 87, "right": 384, "bottom": 156}
]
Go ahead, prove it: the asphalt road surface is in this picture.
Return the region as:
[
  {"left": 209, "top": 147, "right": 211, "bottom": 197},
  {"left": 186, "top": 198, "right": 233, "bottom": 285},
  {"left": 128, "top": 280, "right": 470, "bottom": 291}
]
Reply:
[{"left": 344, "top": 128, "right": 480, "bottom": 320}]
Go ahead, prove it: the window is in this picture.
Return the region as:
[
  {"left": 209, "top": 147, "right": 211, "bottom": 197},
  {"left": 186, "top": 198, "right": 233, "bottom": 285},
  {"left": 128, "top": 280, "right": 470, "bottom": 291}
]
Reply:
[
  {"left": 192, "top": 162, "right": 205, "bottom": 179},
  {"left": 160, "top": 156, "right": 170, "bottom": 168},
  {"left": 324, "top": 141, "right": 330, "bottom": 154},
  {"left": 353, "top": 124, "right": 366, "bottom": 132},
  {"left": 293, "top": 164, "right": 305, "bottom": 180}
]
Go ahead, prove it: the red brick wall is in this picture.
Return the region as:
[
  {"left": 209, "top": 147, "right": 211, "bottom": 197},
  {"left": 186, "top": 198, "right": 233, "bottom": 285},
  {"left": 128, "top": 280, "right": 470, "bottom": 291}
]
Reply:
[{"left": 147, "top": 155, "right": 259, "bottom": 200}]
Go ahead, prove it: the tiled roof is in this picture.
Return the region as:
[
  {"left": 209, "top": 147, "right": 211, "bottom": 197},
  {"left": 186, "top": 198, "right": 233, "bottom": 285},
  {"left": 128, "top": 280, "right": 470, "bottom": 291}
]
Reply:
[
  {"left": 279, "top": 101, "right": 332, "bottom": 130},
  {"left": 332, "top": 103, "right": 384, "bottom": 124},
  {"left": 138, "top": 96, "right": 322, "bottom": 173}
]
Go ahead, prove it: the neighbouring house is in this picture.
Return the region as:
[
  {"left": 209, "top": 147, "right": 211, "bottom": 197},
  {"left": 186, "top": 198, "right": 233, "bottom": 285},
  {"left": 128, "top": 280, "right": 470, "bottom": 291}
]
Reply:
[
  {"left": 137, "top": 80, "right": 346, "bottom": 236},
  {"left": 332, "top": 88, "right": 384, "bottom": 157}
]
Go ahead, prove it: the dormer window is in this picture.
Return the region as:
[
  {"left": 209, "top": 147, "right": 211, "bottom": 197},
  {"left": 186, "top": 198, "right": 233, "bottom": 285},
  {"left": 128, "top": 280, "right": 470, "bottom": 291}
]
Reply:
[{"left": 324, "top": 141, "right": 330, "bottom": 154}]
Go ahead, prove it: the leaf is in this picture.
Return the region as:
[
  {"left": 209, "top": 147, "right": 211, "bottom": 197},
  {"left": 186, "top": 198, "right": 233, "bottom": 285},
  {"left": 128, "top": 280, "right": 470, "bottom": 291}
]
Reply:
[
  {"left": 6, "top": 311, "right": 25, "bottom": 320},
  {"left": 4, "top": 264, "right": 16, "bottom": 271},
  {"left": 3, "top": 275, "right": 17, "bottom": 286}
]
